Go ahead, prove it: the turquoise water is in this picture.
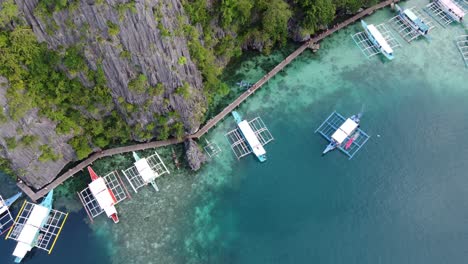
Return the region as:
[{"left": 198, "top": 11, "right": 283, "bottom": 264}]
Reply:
[{"left": 2, "top": 1, "right": 468, "bottom": 263}]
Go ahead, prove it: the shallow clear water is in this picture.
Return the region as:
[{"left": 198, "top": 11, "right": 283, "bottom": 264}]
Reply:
[{"left": 1, "top": 1, "right": 468, "bottom": 263}]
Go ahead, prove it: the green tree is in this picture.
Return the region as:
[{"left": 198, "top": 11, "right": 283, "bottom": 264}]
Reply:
[
  {"left": 20, "top": 135, "right": 38, "bottom": 146},
  {"left": 219, "top": 0, "right": 253, "bottom": 28},
  {"left": 260, "top": 0, "right": 292, "bottom": 48},
  {"left": 69, "top": 136, "right": 92, "bottom": 160},
  {"left": 63, "top": 46, "right": 87, "bottom": 74},
  {"left": 107, "top": 21, "right": 120, "bottom": 36},
  {"left": 0, "top": 0, "right": 18, "bottom": 28},
  {"left": 172, "top": 121, "right": 185, "bottom": 140},
  {"left": 175, "top": 82, "right": 191, "bottom": 99},
  {"left": 128, "top": 74, "right": 148, "bottom": 93},
  {"left": 38, "top": 144, "right": 61, "bottom": 162},
  {"left": 296, "top": 0, "right": 336, "bottom": 33},
  {"left": 178, "top": 56, "right": 187, "bottom": 65},
  {"left": 4, "top": 136, "right": 17, "bottom": 149}
]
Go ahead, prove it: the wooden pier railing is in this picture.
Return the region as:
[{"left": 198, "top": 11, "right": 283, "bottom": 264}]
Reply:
[{"left": 18, "top": 0, "right": 397, "bottom": 201}]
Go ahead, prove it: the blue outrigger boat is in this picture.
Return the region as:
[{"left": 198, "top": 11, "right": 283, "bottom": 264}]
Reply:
[
  {"left": 361, "top": 20, "right": 394, "bottom": 60},
  {"left": 7, "top": 190, "right": 68, "bottom": 263},
  {"left": 322, "top": 113, "right": 362, "bottom": 154},
  {"left": 396, "top": 4, "right": 430, "bottom": 38},
  {"left": 232, "top": 111, "right": 267, "bottom": 162},
  {"left": 1, "top": 192, "right": 22, "bottom": 212}
]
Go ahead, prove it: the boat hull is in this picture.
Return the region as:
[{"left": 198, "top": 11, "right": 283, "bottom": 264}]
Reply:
[
  {"left": 322, "top": 142, "right": 337, "bottom": 155},
  {"left": 111, "top": 214, "right": 119, "bottom": 224},
  {"left": 257, "top": 154, "right": 267, "bottom": 162}
]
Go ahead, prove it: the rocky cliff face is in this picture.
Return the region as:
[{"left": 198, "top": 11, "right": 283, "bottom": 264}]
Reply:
[
  {"left": 0, "top": 78, "right": 76, "bottom": 189},
  {"left": 17, "top": 0, "right": 206, "bottom": 133},
  {"left": 0, "top": 0, "right": 208, "bottom": 188}
]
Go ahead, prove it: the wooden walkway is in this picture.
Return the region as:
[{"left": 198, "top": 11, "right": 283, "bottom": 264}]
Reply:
[
  {"left": 18, "top": 0, "right": 397, "bottom": 201},
  {"left": 18, "top": 138, "right": 182, "bottom": 201}
]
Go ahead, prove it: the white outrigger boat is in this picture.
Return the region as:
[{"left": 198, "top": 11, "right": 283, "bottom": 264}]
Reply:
[
  {"left": 323, "top": 113, "right": 362, "bottom": 155},
  {"left": 361, "top": 20, "right": 394, "bottom": 60},
  {"left": 87, "top": 166, "right": 119, "bottom": 223},
  {"left": 6, "top": 190, "right": 68, "bottom": 263},
  {"left": 121, "top": 151, "right": 170, "bottom": 193},
  {"left": 437, "top": 0, "right": 465, "bottom": 22}
]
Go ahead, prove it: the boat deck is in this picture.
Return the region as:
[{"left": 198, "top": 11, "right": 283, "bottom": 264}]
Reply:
[
  {"left": 388, "top": 7, "right": 435, "bottom": 43},
  {"left": 78, "top": 171, "right": 130, "bottom": 222},
  {"left": 7, "top": 201, "right": 68, "bottom": 254},
  {"left": 315, "top": 111, "right": 371, "bottom": 159},
  {"left": 122, "top": 152, "right": 170, "bottom": 193},
  {"left": 456, "top": 35, "right": 468, "bottom": 67},
  {"left": 352, "top": 23, "right": 401, "bottom": 58},
  {"left": 0, "top": 195, "right": 14, "bottom": 235},
  {"left": 225, "top": 116, "right": 274, "bottom": 160},
  {"left": 424, "top": 1, "right": 465, "bottom": 26}
]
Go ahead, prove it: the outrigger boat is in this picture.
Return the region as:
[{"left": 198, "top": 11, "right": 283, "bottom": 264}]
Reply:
[
  {"left": 232, "top": 111, "right": 267, "bottom": 162},
  {"left": 87, "top": 166, "right": 119, "bottom": 223},
  {"left": 0, "top": 192, "right": 22, "bottom": 234},
  {"left": 8, "top": 190, "right": 68, "bottom": 263},
  {"left": 396, "top": 4, "right": 430, "bottom": 36},
  {"left": 323, "top": 113, "right": 362, "bottom": 154},
  {"left": 361, "top": 20, "right": 394, "bottom": 60},
  {"left": 437, "top": 0, "right": 465, "bottom": 22}
]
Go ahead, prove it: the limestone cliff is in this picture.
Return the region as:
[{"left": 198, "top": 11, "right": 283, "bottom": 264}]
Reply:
[
  {"left": 17, "top": 0, "right": 206, "bottom": 132},
  {"left": 0, "top": 0, "right": 208, "bottom": 189}
]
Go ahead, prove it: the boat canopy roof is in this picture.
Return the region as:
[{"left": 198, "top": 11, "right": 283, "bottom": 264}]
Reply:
[
  {"left": 332, "top": 129, "right": 348, "bottom": 144},
  {"left": 135, "top": 158, "right": 158, "bottom": 182},
  {"left": 17, "top": 205, "right": 49, "bottom": 244},
  {"left": 238, "top": 120, "right": 266, "bottom": 156},
  {"left": 403, "top": 9, "right": 418, "bottom": 21},
  {"left": 89, "top": 178, "right": 115, "bottom": 209},
  {"left": 13, "top": 243, "right": 32, "bottom": 259},
  {"left": 332, "top": 118, "right": 359, "bottom": 144},
  {"left": 340, "top": 118, "right": 359, "bottom": 134},
  {"left": 89, "top": 177, "right": 107, "bottom": 194},
  {"left": 440, "top": 0, "right": 465, "bottom": 17},
  {"left": 404, "top": 9, "right": 429, "bottom": 31},
  {"left": 367, "top": 24, "right": 393, "bottom": 55}
]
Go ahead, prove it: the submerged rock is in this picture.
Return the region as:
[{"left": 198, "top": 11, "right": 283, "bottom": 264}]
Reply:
[{"left": 184, "top": 139, "right": 206, "bottom": 171}]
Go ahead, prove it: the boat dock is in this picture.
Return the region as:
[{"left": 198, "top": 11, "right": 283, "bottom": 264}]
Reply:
[
  {"left": 17, "top": 0, "right": 399, "bottom": 201},
  {"left": 315, "top": 111, "right": 371, "bottom": 159}
]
